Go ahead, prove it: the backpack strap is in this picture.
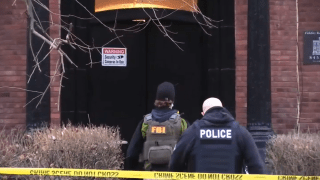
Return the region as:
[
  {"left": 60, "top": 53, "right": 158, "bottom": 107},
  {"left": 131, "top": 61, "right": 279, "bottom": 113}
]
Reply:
[
  {"left": 168, "top": 113, "right": 181, "bottom": 123},
  {"left": 169, "top": 113, "right": 179, "bottom": 120},
  {"left": 143, "top": 113, "right": 152, "bottom": 124}
]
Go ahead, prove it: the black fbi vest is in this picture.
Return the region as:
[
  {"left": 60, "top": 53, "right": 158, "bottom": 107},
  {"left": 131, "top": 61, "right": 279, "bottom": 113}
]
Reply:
[{"left": 190, "top": 120, "right": 243, "bottom": 173}]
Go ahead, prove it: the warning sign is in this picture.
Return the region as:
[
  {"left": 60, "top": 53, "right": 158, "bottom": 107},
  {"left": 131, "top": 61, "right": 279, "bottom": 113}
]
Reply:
[{"left": 102, "top": 47, "right": 127, "bottom": 67}]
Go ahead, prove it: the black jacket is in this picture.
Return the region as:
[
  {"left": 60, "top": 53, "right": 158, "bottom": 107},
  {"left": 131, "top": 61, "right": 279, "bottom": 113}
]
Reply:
[
  {"left": 124, "top": 108, "right": 189, "bottom": 170},
  {"left": 169, "top": 106, "right": 266, "bottom": 174}
]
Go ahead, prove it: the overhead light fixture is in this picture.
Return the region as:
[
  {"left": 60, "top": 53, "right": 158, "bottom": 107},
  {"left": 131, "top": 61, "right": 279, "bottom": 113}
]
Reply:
[{"left": 95, "top": 0, "right": 198, "bottom": 13}]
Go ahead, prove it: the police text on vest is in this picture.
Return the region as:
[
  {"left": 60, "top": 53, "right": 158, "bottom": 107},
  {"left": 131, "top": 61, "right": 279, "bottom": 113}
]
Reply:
[{"left": 200, "top": 129, "right": 232, "bottom": 139}]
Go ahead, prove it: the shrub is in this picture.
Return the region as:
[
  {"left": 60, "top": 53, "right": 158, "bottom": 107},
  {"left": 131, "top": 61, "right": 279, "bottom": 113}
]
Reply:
[
  {"left": 266, "top": 132, "right": 320, "bottom": 175},
  {"left": 0, "top": 124, "right": 125, "bottom": 180}
]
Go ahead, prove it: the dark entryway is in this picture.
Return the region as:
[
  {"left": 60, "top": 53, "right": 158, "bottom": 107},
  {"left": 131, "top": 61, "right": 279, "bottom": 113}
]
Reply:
[
  {"left": 87, "top": 20, "right": 204, "bottom": 142},
  {"left": 60, "top": 0, "right": 235, "bottom": 153}
]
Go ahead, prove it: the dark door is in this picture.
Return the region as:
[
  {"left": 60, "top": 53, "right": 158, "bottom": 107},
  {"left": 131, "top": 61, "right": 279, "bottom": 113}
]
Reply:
[
  {"left": 88, "top": 21, "right": 204, "bottom": 143},
  {"left": 61, "top": 0, "right": 235, "bottom": 156},
  {"left": 60, "top": 0, "right": 235, "bottom": 155},
  {"left": 146, "top": 21, "right": 204, "bottom": 123},
  {"left": 88, "top": 22, "right": 147, "bottom": 143}
]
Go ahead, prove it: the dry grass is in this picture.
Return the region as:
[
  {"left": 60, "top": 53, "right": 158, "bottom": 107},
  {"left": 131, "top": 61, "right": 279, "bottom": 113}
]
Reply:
[
  {"left": 0, "top": 123, "right": 124, "bottom": 180},
  {"left": 266, "top": 132, "right": 320, "bottom": 175}
]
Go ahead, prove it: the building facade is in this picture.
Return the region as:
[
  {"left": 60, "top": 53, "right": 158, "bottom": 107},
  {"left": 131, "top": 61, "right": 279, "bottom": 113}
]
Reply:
[{"left": 0, "top": 0, "right": 320, "bottom": 136}]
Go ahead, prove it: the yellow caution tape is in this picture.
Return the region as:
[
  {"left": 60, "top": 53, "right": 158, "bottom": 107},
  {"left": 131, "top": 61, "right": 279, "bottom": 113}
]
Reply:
[{"left": 0, "top": 168, "right": 319, "bottom": 180}]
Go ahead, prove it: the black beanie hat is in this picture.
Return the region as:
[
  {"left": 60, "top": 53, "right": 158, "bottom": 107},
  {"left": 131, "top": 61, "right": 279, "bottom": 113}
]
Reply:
[{"left": 156, "top": 82, "right": 175, "bottom": 101}]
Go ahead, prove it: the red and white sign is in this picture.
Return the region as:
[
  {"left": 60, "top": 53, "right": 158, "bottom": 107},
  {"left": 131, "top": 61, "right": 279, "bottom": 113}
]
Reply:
[{"left": 102, "top": 47, "right": 127, "bottom": 67}]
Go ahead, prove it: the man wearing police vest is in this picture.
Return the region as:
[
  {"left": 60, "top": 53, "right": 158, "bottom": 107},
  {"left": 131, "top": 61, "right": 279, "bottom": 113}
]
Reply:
[
  {"left": 169, "top": 97, "right": 266, "bottom": 174},
  {"left": 124, "top": 82, "right": 189, "bottom": 172}
]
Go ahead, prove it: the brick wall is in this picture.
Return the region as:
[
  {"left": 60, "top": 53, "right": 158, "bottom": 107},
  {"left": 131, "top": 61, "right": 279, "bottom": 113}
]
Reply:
[
  {"left": 49, "top": 0, "right": 61, "bottom": 127},
  {"left": 0, "top": 0, "right": 27, "bottom": 129},
  {"left": 235, "top": 0, "right": 320, "bottom": 133},
  {"left": 235, "top": 0, "right": 248, "bottom": 126},
  {"left": 0, "top": 0, "right": 61, "bottom": 129},
  {"left": 298, "top": 0, "right": 320, "bottom": 132},
  {"left": 270, "top": 0, "right": 298, "bottom": 134}
]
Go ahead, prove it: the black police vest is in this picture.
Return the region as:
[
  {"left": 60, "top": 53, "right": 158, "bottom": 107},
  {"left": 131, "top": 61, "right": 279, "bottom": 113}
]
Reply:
[{"left": 191, "top": 120, "right": 243, "bottom": 173}]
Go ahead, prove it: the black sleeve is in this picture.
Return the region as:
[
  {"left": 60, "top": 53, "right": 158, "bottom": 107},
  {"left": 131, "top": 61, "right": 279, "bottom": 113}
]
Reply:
[
  {"left": 169, "top": 124, "right": 196, "bottom": 172},
  {"left": 185, "top": 119, "right": 191, "bottom": 127},
  {"left": 124, "top": 120, "right": 144, "bottom": 170},
  {"left": 238, "top": 126, "right": 266, "bottom": 174},
  {"left": 179, "top": 112, "right": 191, "bottom": 127}
]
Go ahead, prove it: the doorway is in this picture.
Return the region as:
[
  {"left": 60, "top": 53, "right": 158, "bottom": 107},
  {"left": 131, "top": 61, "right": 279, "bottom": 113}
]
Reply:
[
  {"left": 87, "top": 21, "right": 204, "bottom": 143},
  {"left": 60, "top": 0, "right": 236, "bottom": 154}
]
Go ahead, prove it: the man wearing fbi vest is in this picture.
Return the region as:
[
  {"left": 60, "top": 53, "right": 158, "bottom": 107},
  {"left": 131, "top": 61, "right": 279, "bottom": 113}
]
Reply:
[
  {"left": 169, "top": 97, "right": 266, "bottom": 174},
  {"left": 124, "top": 82, "right": 188, "bottom": 171}
]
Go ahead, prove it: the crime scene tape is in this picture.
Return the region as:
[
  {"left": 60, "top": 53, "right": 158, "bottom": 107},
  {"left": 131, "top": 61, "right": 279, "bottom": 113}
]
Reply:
[{"left": 0, "top": 168, "right": 319, "bottom": 180}]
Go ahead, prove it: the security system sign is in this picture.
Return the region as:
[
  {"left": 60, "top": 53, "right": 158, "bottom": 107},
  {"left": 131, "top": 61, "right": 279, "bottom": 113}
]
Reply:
[{"left": 102, "top": 48, "right": 127, "bottom": 67}]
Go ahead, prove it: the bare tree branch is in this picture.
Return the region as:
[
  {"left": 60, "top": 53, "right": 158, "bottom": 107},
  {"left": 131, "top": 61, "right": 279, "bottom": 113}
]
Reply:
[
  {"left": 0, "top": 86, "right": 42, "bottom": 94},
  {"left": 36, "top": 56, "right": 62, "bottom": 108},
  {"left": 14, "top": 0, "right": 218, "bottom": 111}
]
